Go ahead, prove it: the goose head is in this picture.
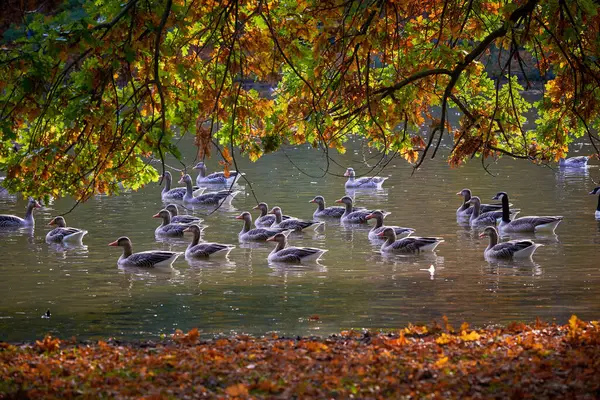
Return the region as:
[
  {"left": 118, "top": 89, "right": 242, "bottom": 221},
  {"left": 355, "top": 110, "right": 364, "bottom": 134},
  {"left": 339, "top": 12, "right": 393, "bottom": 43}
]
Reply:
[
  {"left": 376, "top": 227, "right": 397, "bottom": 241},
  {"left": 182, "top": 225, "right": 203, "bottom": 235},
  {"left": 108, "top": 236, "right": 132, "bottom": 247},
  {"left": 478, "top": 226, "right": 499, "bottom": 239},
  {"left": 334, "top": 196, "right": 353, "bottom": 206},
  {"left": 252, "top": 202, "right": 269, "bottom": 214},
  {"left": 589, "top": 187, "right": 600, "bottom": 195},
  {"left": 456, "top": 188, "right": 472, "bottom": 199},
  {"left": 465, "top": 196, "right": 481, "bottom": 207},
  {"left": 365, "top": 210, "right": 385, "bottom": 221},
  {"left": 178, "top": 174, "right": 193, "bottom": 185},
  {"left": 48, "top": 216, "right": 66, "bottom": 227},
  {"left": 266, "top": 232, "right": 287, "bottom": 245},
  {"left": 492, "top": 191, "right": 508, "bottom": 201},
  {"left": 268, "top": 206, "right": 283, "bottom": 216},
  {"left": 309, "top": 196, "right": 325, "bottom": 205},
  {"left": 165, "top": 204, "right": 179, "bottom": 216},
  {"left": 343, "top": 167, "right": 355, "bottom": 177},
  {"left": 152, "top": 209, "right": 172, "bottom": 222},
  {"left": 235, "top": 211, "right": 252, "bottom": 223},
  {"left": 193, "top": 162, "right": 206, "bottom": 170},
  {"left": 28, "top": 198, "right": 42, "bottom": 209}
]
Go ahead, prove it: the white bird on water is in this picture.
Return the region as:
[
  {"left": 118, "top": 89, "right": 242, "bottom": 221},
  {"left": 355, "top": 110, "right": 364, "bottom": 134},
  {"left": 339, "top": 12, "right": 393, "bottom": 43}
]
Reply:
[{"left": 420, "top": 264, "right": 436, "bottom": 279}]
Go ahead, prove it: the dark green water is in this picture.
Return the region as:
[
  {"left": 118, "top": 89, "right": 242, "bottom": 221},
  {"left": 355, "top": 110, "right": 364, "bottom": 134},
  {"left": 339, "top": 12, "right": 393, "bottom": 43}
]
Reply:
[{"left": 1, "top": 137, "right": 599, "bottom": 341}]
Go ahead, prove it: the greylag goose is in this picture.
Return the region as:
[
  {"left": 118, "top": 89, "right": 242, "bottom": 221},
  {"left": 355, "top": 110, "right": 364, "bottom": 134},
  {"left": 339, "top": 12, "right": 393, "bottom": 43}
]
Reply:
[
  {"left": 0, "top": 198, "right": 41, "bottom": 228},
  {"left": 153, "top": 209, "right": 197, "bottom": 237},
  {"left": 590, "top": 187, "right": 600, "bottom": 220},
  {"left": 46, "top": 216, "right": 88, "bottom": 243},
  {"left": 253, "top": 202, "right": 292, "bottom": 227},
  {"left": 183, "top": 225, "right": 235, "bottom": 258},
  {"left": 161, "top": 171, "right": 205, "bottom": 201},
  {"left": 344, "top": 167, "right": 388, "bottom": 189},
  {"left": 310, "top": 195, "right": 364, "bottom": 218},
  {"left": 456, "top": 188, "right": 504, "bottom": 218},
  {"left": 492, "top": 192, "right": 563, "bottom": 233},
  {"left": 479, "top": 226, "right": 542, "bottom": 259},
  {"left": 179, "top": 174, "right": 239, "bottom": 206},
  {"left": 269, "top": 207, "right": 322, "bottom": 231},
  {"left": 165, "top": 204, "right": 203, "bottom": 224},
  {"left": 108, "top": 237, "right": 181, "bottom": 267},
  {"left": 266, "top": 233, "right": 327, "bottom": 263},
  {"left": 236, "top": 211, "right": 291, "bottom": 241},
  {"left": 365, "top": 211, "right": 414, "bottom": 240},
  {"left": 335, "top": 196, "right": 379, "bottom": 224},
  {"left": 194, "top": 162, "right": 241, "bottom": 186},
  {"left": 559, "top": 156, "right": 589, "bottom": 168},
  {"left": 377, "top": 227, "right": 444, "bottom": 254},
  {"left": 466, "top": 196, "right": 519, "bottom": 227}
]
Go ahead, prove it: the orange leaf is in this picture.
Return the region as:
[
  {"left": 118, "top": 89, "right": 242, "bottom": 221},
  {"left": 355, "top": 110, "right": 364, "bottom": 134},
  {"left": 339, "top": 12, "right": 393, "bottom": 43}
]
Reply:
[{"left": 225, "top": 383, "right": 249, "bottom": 396}]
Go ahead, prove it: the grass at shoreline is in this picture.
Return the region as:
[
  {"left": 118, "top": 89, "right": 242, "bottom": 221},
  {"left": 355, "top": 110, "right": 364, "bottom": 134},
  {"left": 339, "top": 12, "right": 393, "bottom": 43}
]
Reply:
[{"left": 1, "top": 316, "right": 599, "bottom": 398}]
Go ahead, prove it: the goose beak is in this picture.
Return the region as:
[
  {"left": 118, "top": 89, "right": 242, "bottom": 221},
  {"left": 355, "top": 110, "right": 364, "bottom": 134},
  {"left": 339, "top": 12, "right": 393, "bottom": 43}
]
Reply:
[
  {"left": 108, "top": 240, "right": 118, "bottom": 247},
  {"left": 34, "top": 202, "right": 42, "bottom": 208},
  {"left": 365, "top": 213, "right": 374, "bottom": 220},
  {"left": 334, "top": 199, "right": 343, "bottom": 203},
  {"left": 343, "top": 171, "right": 349, "bottom": 177},
  {"left": 376, "top": 231, "right": 385, "bottom": 237},
  {"left": 478, "top": 233, "right": 486, "bottom": 238},
  {"left": 309, "top": 199, "right": 316, "bottom": 203},
  {"left": 268, "top": 209, "right": 275, "bottom": 214},
  {"left": 152, "top": 213, "right": 161, "bottom": 218},
  {"left": 252, "top": 205, "right": 259, "bottom": 210},
  {"left": 266, "top": 236, "right": 275, "bottom": 242},
  {"left": 48, "top": 219, "right": 55, "bottom": 226},
  {"left": 456, "top": 191, "right": 462, "bottom": 196},
  {"left": 234, "top": 215, "right": 243, "bottom": 219},
  {"left": 182, "top": 227, "right": 191, "bottom": 233}
]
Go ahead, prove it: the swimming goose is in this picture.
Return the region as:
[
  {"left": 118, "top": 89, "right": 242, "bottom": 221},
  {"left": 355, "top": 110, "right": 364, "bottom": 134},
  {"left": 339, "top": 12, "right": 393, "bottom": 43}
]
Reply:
[
  {"left": 236, "top": 212, "right": 291, "bottom": 241},
  {"left": 310, "top": 195, "right": 364, "bottom": 218},
  {"left": 344, "top": 167, "right": 388, "bottom": 189},
  {"left": 377, "top": 227, "right": 444, "bottom": 254},
  {"left": 466, "top": 196, "right": 518, "bottom": 227},
  {"left": 335, "top": 196, "right": 379, "bottom": 224},
  {"left": 266, "top": 233, "right": 327, "bottom": 263},
  {"left": 492, "top": 192, "right": 563, "bottom": 233},
  {"left": 161, "top": 171, "right": 205, "bottom": 201},
  {"left": 0, "top": 198, "right": 41, "bottom": 228},
  {"left": 46, "top": 216, "right": 88, "bottom": 243},
  {"left": 179, "top": 174, "right": 239, "bottom": 206},
  {"left": 479, "top": 226, "right": 542, "bottom": 259},
  {"left": 365, "top": 211, "right": 414, "bottom": 240},
  {"left": 590, "top": 187, "right": 600, "bottom": 220},
  {"left": 194, "top": 161, "right": 241, "bottom": 186},
  {"left": 269, "top": 207, "right": 322, "bottom": 231},
  {"left": 253, "top": 202, "right": 293, "bottom": 227},
  {"left": 559, "top": 156, "right": 589, "bottom": 168},
  {"left": 456, "top": 188, "right": 504, "bottom": 218},
  {"left": 183, "top": 225, "right": 235, "bottom": 258},
  {"left": 165, "top": 204, "right": 203, "bottom": 224},
  {"left": 109, "top": 237, "right": 181, "bottom": 267},
  {"left": 153, "top": 209, "right": 197, "bottom": 237}
]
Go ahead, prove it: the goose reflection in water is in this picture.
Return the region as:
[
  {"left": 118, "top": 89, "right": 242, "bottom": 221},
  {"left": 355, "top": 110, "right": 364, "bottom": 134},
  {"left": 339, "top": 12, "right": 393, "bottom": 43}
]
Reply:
[
  {"left": 268, "top": 262, "right": 328, "bottom": 278},
  {"left": 483, "top": 258, "right": 543, "bottom": 277}
]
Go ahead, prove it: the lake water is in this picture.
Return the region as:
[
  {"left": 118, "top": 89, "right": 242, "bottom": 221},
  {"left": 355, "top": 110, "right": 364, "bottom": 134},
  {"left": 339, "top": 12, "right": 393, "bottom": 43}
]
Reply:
[{"left": 1, "top": 137, "right": 599, "bottom": 341}]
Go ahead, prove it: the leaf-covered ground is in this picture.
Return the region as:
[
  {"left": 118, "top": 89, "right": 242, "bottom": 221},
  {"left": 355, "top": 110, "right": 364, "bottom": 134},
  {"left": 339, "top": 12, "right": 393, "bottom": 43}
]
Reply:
[{"left": 1, "top": 316, "right": 599, "bottom": 398}]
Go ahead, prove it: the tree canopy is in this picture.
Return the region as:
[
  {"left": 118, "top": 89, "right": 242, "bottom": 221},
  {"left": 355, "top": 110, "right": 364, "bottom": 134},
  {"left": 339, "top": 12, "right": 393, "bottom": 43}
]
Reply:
[{"left": 1, "top": 0, "right": 599, "bottom": 199}]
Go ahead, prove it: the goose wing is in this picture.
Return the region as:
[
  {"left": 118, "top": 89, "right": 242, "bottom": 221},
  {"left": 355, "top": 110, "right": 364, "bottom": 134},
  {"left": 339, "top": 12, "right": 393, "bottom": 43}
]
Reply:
[
  {"left": 513, "top": 216, "right": 563, "bottom": 228},
  {"left": 48, "top": 227, "right": 81, "bottom": 240},
  {"left": 189, "top": 243, "right": 232, "bottom": 257},
  {"left": 126, "top": 251, "right": 178, "bottom": 267},
  {"left": 159, "top": 224, "right": 189, "bottom": 236},
  {"left": 480, "top": 204, "right": 503, "bottom": 213},
  {"left": 490, "top": 240, "right": 535, "bottom": 258},
  {"left": 391, "top": 237, "right": 441, "bottom": 252},
  {"left": 272, "top": 247, "right": 323, "bottom": 262},
  {"left": 246, "top": 227, "right": 285, "bottom": 240},
  {"left": 343, "top": 210, "right": 371, "bottom": 223},
  {"left": 171, "top": 215, "right": 202, "bottom": 224},
  {"left": 0, "top": 215, "right": 24, "bottom": 227},
  {"left": 277, "top": 219, "right": 316, "bottom": 230}
]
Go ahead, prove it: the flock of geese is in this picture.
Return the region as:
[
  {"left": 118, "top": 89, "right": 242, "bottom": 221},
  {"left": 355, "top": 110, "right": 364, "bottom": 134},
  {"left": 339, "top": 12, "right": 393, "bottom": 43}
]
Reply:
[{"left": 1, "top": 157, "right": 600, "bottom": 269}]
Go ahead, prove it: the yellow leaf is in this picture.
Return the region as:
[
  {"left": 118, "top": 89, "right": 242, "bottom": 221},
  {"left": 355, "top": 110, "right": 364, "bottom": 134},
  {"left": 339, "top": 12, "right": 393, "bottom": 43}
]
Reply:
[
  {"left": 436, "top": 333, "right": 453, "bottom": 345},
  {"left": 434, "top": 356, "right": 448, "bottom": 368},
  {"left": 459, "top": 330, "right": 481, "bottom": 342}
]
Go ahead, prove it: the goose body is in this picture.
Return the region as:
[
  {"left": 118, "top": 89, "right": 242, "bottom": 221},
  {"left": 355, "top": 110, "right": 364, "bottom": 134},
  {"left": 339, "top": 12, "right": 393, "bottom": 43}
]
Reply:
[
  {"left": 266, "top": 233, "right": 327, "bottom": 263},
  {"left": 0, "top": 198, "right": 41, "bottom": 228},
  {"left": 590, "top": 187, "right": 600, "bottom": 220},
  {"left": 161, "top": 171, "right": 205, "bottom": 201},
  {"left": 559, "top": 156, "right": 589, "bottom": 169},
  {"left": 377, "top": 227, "right": 443, "bottom": 254},
  {"left": 492, "top": 192, "right": 563, "bottom": 233},
  {"left": 165, "top": 204, "right": 203, "bottom": 224},
  {"left": 456, "top": 189, "right": 505, "bottom": 218},
  {"left": 183, "top": 225, "right": 235, "bottom": 258},
  {"left": 45, "top": 216, "right": 88, "bottom": 243},
  {"left": 310, "top": 196, "right": 363, "bottom": 218},
  {"left": 269, "top": 207, "right": 322, "bottom": 231},
  {"left": 344, "top": 167, "right": 387, "bottom": 189},
  {"left": 236, "top": 212, "right": 291, "bottom": 241},
  {"left": 153, "top": 209, "right": 196, "bottom": 237},
  {"left": 180, "top": 174, "right": 239, "bottom": 206},
  {"left": 194, "top": 162, "right": 241, "bottom": 186},
  {"left": 480, "top": 226, "right": 542, "bottom": 259},
  {"left": 335, "top": 196, "right": 379, "bottom": 224},
  {"left": 109, "top": 237, "right": 181, "bottom": 267},
  {"left": 365, "top": 211, "right": 414, "bottom": 240},
  {"left": 253, "top": 202, "right": 293, "bottom": 227}
]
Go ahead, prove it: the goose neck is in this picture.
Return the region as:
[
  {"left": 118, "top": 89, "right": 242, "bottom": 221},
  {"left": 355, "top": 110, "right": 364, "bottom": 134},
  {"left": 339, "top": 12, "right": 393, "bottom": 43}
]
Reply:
[
  {"left": 597, "top": 195, "right": 600, "bottom": 212},
  {"left": 316, "top": 201, "right": 325, "bottom": 211},
  {"left": 501, "top": 194, "right": 511, "bottom": 222},
  {"left": 198, "top": 165, "right": 207, "bottom": 177},
  {"left": 274, "top": 210, "right": 282, "bottom": 224},
  {"left": 184, "top": 178, "right": 194, "bottom": 197},
  {"left": 259, "top": 206, "right": 267, "bottom": 217},
  {"left": 241, "top": 217, "right": 251, "bottom": 233},
  {"left": 161, "top": 213, "right": 171, "bottom": 226},
  {"left": 372, "top": 215, "right": 384, "bottom": 229},
  {"left": 24, "top": 202, "right": 36, "bottom": 222},
  {"left": 122, "top": 242, "right": 133, "bottom": 258},
  {"left": 471, "top": 201, "right": 481, "bottom": 218},
  {"left": 189, "top": 229, "right": 201, "bottom": 247},
  {"left": 163, "top": 175, "right": 171, "bottom": 191},
  {"left": 486, "top": 230, "right": 499, "bottom": 250}
]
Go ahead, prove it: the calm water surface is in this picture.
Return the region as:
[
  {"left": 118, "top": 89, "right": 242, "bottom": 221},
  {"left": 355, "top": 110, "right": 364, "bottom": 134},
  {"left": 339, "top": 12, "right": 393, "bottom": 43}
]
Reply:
[{"left": 1, "top": 139, "right": 599, "bottom": 341}]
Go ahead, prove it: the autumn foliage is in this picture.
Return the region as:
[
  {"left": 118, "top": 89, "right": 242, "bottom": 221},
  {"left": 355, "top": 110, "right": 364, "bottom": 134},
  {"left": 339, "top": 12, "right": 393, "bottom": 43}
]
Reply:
[
  {"left": 1, "top": 316, "right": 599, "bottom": 398},
  {"left": 1, "top": 0, "right": 600, "bottom": 199}
]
